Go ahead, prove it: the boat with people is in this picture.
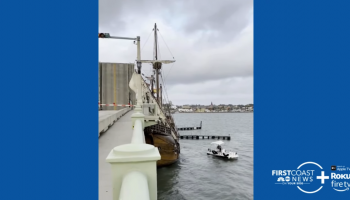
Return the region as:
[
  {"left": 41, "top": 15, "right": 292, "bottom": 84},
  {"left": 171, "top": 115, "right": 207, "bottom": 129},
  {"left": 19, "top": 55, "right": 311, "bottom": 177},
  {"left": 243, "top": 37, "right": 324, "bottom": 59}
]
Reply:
[{"left": 207, "top": 141, "right": 239, "bottom": 159}]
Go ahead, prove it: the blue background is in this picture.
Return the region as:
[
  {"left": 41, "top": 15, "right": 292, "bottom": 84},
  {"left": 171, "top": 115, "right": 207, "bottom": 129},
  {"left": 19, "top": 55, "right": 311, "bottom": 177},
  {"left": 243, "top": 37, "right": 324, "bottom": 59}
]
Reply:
[
  {"left": 0, "top": 0, "right": 98, "bottom": 199},
  {"left": 255, "top": 0, "right": 350, "bottom": 199},
  {"left": 1, "top": 0, "right": 349, "bottom": 199}
]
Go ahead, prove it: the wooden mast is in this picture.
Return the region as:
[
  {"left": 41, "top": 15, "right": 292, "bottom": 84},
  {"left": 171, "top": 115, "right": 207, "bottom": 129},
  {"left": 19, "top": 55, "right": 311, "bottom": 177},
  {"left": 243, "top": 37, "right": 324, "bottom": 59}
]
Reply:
[
  {"left": 151, "top": 74, "right": 154, "bottom": 97},
  {"left": 160, "top": 84, "right": 162, "bottom": 107},
  {"left": 153, "top": 23, "right": 161, "bottom": 104}
]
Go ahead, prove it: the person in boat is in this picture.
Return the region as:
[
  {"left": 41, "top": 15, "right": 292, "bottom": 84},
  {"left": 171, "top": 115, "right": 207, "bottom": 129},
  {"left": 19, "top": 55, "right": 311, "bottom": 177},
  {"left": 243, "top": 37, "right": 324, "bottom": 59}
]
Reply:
[{"left": 217, "top": 145, "right": 222, "bottom": 152}]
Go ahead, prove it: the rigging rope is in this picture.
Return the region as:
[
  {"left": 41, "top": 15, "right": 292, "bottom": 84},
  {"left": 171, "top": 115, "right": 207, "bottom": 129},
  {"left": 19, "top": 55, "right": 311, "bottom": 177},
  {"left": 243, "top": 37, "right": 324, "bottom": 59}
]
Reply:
[
  {"left": 141, "top": 29, "right": 153, "bottom": 53},
  {"left": 158, "top": 30, "right": 175, "bottom": 59},
  {"left": 158, "top": 36, "right": 161, "bottom": 60},
  {"left": 157, "top": 29, "right": 175, "bottom": 88},
  {"left": 164, "top": 62, "right": 175, "bottom": 82},
  {"left": 160, "top": 73, "right": 171, "bottom": 110}
]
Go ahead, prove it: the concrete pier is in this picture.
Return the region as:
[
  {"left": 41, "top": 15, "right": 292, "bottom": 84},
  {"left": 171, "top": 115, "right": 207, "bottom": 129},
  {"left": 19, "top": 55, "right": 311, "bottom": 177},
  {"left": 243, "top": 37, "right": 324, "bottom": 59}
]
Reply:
[{"left": 99, "top": 111, "right": 134, "bottom": 200}]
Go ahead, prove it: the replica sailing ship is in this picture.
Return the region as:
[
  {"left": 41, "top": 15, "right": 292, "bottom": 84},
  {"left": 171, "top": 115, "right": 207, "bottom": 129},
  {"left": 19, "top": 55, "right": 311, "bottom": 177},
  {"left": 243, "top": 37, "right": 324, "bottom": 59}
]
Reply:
[{"left": 129, "top": 23, "right": 180, "bottom": 167}]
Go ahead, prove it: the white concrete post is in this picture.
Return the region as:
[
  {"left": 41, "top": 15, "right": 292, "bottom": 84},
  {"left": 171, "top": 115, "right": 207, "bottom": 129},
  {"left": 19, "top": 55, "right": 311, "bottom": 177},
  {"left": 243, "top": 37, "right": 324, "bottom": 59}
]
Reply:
[
  {"left": 119, "top": 171, "right": 150, "bottom": 200},
  {"left": 131, "top": 106, "right": 145, "bottom": 129},
  {"left": 131, "top": 120, "right": 146, "bottom": 144},
  {"left": 106, "top": 131, "right": 161, "bottom": 200}
]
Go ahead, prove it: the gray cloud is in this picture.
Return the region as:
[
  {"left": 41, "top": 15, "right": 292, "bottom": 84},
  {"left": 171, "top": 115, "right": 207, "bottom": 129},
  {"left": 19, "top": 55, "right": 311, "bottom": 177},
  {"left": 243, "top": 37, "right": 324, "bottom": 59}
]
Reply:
[
  {"left": 99, "top": 0, "right": 253, "bottom": 105},
  {"left": 179, "top": 1, "right": 253, "bottom": 43}
]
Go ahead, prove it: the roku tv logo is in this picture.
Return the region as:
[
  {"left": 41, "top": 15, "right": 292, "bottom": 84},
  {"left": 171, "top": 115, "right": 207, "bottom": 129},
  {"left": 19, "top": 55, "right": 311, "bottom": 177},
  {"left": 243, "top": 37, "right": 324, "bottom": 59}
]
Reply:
[{"left": 330, "top": 166, "right": 350, "bottom": 192}]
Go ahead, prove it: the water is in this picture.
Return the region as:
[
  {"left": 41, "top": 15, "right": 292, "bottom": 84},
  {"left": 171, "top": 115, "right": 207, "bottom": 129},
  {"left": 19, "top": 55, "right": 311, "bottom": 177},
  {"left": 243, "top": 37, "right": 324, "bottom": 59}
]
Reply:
[{"left": 157, "top": 113, "right": 253, "bottom": 200}]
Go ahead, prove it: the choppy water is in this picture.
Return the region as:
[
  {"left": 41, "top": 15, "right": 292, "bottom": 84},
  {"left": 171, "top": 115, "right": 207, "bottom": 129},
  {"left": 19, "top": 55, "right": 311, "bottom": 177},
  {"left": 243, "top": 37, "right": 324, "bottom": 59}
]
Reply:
[{"left": 157, "top": 113, "right": 253, "bottom": 200}]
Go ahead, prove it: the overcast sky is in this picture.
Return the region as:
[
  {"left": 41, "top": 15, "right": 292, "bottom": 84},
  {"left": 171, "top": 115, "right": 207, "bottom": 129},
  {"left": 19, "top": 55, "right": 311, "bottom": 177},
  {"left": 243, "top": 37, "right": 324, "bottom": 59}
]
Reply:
[{"left": 99, "top": 0, "right": 253, "bottom": 106}]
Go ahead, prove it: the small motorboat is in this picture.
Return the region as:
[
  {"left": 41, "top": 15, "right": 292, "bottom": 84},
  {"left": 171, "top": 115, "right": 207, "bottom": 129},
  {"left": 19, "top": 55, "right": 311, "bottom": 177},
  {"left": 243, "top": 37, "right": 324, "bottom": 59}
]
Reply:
[{"left": 207, "top": 141, "right": 238, "bottom": 159}]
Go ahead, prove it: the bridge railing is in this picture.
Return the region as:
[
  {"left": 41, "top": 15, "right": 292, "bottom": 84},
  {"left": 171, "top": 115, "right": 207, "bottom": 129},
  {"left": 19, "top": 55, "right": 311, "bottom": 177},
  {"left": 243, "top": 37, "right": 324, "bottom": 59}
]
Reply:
[{"left": 106, "top": 105, "right": 161, "bottom": 200}]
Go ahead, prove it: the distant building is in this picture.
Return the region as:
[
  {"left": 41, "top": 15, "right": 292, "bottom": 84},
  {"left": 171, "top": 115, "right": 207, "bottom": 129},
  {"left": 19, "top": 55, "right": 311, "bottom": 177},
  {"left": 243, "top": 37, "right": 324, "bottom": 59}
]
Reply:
[
  {"left": 178, "top": 108, "right": 193, "bottom": 112},
  {"left": 196, "top": 108, "right": 205, "bottom": 112},
  {"left": 195, "top": 105, "right": 207, "bottom": 112}
]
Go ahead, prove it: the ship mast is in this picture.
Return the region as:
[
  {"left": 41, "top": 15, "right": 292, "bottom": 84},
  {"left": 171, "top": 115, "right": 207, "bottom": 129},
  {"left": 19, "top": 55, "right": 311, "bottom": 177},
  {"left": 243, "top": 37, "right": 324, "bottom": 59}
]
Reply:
[{"left": 153, "top": 23, "right": 161, "bottom": 105}]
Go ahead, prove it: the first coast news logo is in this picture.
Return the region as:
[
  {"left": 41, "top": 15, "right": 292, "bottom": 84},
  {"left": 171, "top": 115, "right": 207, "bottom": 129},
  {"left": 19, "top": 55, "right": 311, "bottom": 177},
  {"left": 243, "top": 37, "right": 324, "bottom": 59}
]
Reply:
[{"left": 272, "top": 162, "right": 350, "bottom": 193}]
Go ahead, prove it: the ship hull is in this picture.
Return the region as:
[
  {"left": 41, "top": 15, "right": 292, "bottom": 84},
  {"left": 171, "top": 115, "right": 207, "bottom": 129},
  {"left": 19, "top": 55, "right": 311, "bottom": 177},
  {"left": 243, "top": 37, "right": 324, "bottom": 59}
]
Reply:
[{"left": 145, "top": 124, "right": 180, "bottom": 167}]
